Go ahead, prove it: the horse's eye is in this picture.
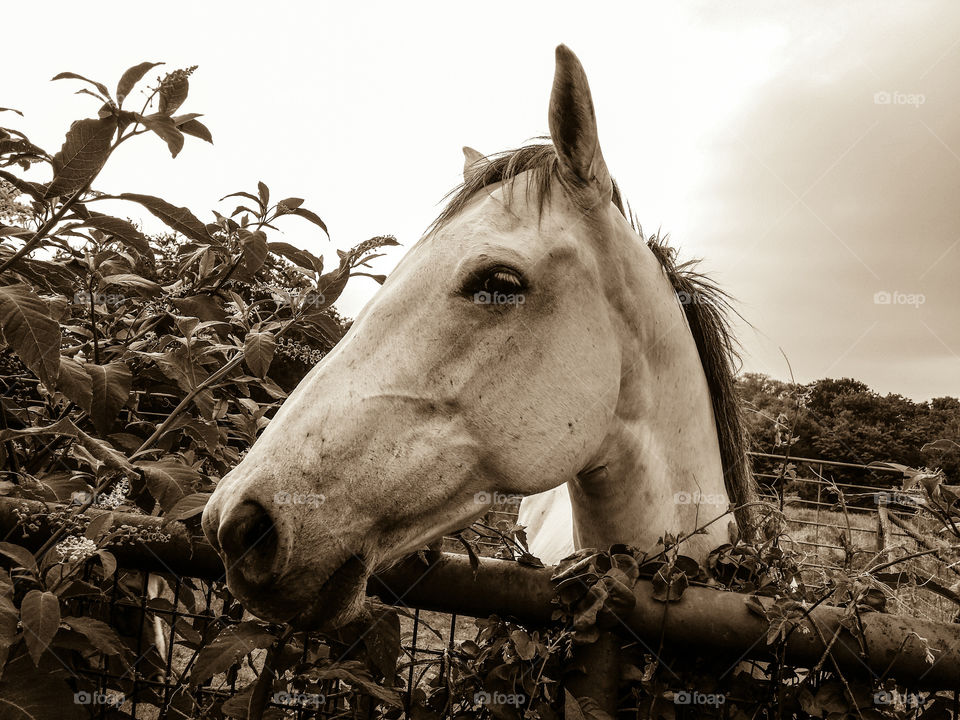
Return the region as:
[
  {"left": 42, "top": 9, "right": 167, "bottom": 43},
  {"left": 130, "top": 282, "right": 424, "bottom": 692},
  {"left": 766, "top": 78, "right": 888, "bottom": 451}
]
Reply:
[
  {"left": 462, "top": 266, "right": 526, "bottom": 306},
  {"left": 483, "top": 268, "right": 524, "bottom": 294}
]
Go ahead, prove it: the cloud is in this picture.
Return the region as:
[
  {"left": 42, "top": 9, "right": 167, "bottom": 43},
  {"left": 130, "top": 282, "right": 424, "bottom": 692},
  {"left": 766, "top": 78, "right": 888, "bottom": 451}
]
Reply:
[{"left": 693, "top": 1, "right": 960, "bottom": 400}]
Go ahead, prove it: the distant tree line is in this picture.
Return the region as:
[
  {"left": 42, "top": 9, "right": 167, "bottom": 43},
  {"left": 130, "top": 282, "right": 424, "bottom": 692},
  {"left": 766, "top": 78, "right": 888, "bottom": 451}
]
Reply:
[{"left": 737, "top": 373, "right": 960, "bottom": 482}]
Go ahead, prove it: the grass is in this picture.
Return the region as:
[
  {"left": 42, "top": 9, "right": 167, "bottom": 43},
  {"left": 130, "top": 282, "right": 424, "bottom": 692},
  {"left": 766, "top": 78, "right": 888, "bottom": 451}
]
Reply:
[{"left": 781, "top": 503, "right": 957, "bottom": 623}]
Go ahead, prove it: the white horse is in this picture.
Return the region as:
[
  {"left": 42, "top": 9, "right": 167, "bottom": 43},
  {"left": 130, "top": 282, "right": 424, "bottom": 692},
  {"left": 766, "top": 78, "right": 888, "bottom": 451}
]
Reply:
[{"left": 202, "top": 45, "right": 757, "bottom": 629}]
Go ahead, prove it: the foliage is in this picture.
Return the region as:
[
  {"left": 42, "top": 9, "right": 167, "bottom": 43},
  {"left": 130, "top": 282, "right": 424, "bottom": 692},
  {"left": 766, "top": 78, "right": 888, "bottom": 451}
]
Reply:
[
  {"left": 738, "top": 373, "right": 960, "bottom": 484},
  {"left": 1, "top": 62, "right": 958, "bottom": 720},
  {"left": 0, "top": 61, "right": 398, "bottom": 718},
  {"left": 403, "top": 488, "right": 960, "bottom": 720}
]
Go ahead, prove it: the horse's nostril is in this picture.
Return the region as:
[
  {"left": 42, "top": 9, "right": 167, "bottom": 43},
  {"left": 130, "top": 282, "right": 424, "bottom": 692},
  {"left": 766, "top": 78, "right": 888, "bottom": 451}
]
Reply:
[{"left": 217, "top": 500, "right": 280, "bottom": 588}]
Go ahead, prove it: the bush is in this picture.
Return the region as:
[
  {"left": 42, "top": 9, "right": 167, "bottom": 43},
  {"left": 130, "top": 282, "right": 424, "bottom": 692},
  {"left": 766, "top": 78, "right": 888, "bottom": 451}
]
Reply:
[{"left": 0, "top": 61, "right": 399, "bottom": 718}]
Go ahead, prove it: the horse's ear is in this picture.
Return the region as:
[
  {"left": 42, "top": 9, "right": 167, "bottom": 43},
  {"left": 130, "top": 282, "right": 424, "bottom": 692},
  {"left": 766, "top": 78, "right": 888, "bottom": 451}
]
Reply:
[
  {"left": 462, "top": 146, "right": 486, "bottom": 182},
  {"left": 548, "top": 45, "right": 612, "bottom": 206}
]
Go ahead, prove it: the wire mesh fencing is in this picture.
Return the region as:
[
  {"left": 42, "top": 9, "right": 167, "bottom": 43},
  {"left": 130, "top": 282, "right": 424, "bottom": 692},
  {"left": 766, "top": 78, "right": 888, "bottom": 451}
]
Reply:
[{"left": 16, "top": 451, "right": 957, "bottom": 719}]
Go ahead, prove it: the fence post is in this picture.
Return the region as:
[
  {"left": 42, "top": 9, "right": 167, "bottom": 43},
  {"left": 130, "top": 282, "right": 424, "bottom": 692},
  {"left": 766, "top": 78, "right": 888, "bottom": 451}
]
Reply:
[{"left": 564, "top": 630, "right": 621, "bottom": 715}]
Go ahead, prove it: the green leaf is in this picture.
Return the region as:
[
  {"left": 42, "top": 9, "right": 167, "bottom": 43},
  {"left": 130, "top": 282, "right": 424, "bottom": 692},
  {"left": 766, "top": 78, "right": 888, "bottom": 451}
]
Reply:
[
  {"left": 171, "top": 112, "right": 202, "bottom": 124},
  {"left": 164, "top": 492, "right": 210, "bottom": 522},
  {"left": 189, "top": 622, "right": 277, "bottom": 686},
  {"left": 56, "top": 356, "right": 92, "bottom": 413},
  {"left": 44, "top": 117, "right": 115, "bottom": 198},
  {"left": 177, "top": 118, "right": 213, "bottom": 144},
  {"left": 0, "top": 541, "right": 38, "bottom": 575},
  {"left": 159, "top": 74, "right": 189, "bottom": 115},
  {"left": 171, "top": 294, "right": 227, "bottom": 323},
  {"left": 268, "top": 241, "right": 323, "bottom": 274},
  {"left": 84, "top": 513, "right": 114, "bottom": 541},
  {"left": 21, "top": 590, "right": 60, "bottom": 666},
  {"left": 234, "top": 230, "right": 268, "bottom": 280},
  {"left": 291, "top": 207, "right": 329, "bottom": 237},
  {"left": 62, "top": 616, "right": 125, "bottom": 656},
  {"left": 276, "top": 197, "right": 304, "bottom": 212},
  {"left": 257, "top": 181, "right": 269, "bottom": 210},
  {"left": 0, "top": 169, "right": 47, "bottom": 202},
  {"left": 243, "top": 331, "right": 276, "bottom": 379},
  {"left": 363, "top": 607, "right": 400, "bottom": 680},
  {"left": 0, "top": 653, "right": 84, "bottom": 720},
  {"left": 119, "top": 193, "right": 210, "bottom": 242},
  {"left": 0, "top": 417, "right": 81, "bottom": 444},
  {"left": 299, "top": 310, "right": 343, "bottom": 345},
  {"left": 651, "top": 566, "right": 689, "bottom": 602},
  {"left": 96, "top": 550, "right": 117, "bottom": 578},
  {"left": 101, "top": 273, "right": 162, "bottom": 296},
  {"left": 0, "top": 223, "right": 35, "bottom": 239},
  {"left": 220, "top": 190, "right": 261, "bottom": 205},
  {"left": 51, "top": 71, "right": 111, "bottom": 99},
  {"left": 0, "top": 284, "right": 61, "bottom": 389},
  {"left": 0, "top": 594, "right": 17, "bottom": 653},
  {"left": 116, "top": 61, "right": 162, "bottom": 106},
  {"left": 564, "top": 691, "right": 615, "bottom": 720},
  {"left": 315, "top": 267, "right": 349, "bottom": 308},
  {"left": 136, "top": 459, "right": 200, "bottom": 511},
  {"left": 84, "top": 361, "right": 132, "bottom": 436},
  {"left": 510, "top": 629, "right": 537, "bottom": 660},
  {"left": 140, "top": 113, "right": 184, "bottom": 158},
  {"left": 81, "top": 212, "right": 152, "bottom": 256}
]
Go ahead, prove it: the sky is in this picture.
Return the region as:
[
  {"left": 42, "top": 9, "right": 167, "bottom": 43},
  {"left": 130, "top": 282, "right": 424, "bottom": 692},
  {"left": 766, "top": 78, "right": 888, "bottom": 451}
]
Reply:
[{"left": 5, "top": 1, "right": 959, "bottom": 401}]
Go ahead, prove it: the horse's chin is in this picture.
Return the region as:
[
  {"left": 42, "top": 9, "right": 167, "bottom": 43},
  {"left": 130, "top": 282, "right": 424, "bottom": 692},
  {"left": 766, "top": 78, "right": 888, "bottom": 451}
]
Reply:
[{"left": 228, "top": 555, "right": 372, "bottom": 631}]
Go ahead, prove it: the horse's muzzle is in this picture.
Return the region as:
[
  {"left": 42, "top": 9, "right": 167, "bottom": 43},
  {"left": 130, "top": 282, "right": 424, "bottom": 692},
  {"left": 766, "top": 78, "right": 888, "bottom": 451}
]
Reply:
[
  {"left": 212, "top": 499, "right": 282, "bottom": 589},
  {"left": 202, "top": 491, "right": 371, "bottom": 627}
]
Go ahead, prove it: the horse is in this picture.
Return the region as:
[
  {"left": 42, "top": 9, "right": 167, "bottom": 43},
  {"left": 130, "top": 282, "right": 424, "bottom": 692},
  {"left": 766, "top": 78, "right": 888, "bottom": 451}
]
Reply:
[{"left": 201, "top": 45, "right": 757, "bottom": 629}]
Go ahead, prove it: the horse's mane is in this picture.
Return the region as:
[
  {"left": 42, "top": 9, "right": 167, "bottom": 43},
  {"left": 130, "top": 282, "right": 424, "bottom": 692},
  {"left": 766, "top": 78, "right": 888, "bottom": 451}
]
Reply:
[{"left": 433, "top": 142, "right": 758, "bottom": 534}]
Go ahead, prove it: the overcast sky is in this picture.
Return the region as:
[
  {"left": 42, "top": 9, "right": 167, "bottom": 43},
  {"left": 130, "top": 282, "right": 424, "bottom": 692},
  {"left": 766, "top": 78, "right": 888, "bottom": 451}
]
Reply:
[{"left": 6, "top": 1, "right": 958, "bottom": 401}]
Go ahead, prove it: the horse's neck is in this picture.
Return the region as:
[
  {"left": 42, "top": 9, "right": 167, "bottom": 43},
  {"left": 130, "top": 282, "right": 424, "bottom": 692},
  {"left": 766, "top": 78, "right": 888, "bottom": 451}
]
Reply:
[{"left": 520, "top": 231, "right": 732, "bottom": 565}]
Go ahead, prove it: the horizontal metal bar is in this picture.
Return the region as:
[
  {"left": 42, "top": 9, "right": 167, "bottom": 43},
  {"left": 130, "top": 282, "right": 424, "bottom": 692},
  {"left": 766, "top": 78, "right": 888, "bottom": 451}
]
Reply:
[
  {"left": 1, "top": 497, "right": 957, "bottom": 689},
  {"left": 748, "top": 452, "right": 905, "bottom": 473}
]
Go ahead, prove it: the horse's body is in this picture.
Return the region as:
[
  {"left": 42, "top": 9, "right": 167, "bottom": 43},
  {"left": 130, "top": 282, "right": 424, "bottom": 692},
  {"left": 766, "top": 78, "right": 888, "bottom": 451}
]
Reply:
[{"left": 202, "top": 46, "right": 756, "bottom": 629}]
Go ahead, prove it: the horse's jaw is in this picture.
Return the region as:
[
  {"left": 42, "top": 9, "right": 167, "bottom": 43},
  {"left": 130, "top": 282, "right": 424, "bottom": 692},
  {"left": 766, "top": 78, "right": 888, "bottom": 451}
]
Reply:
[{"left": 234, "top": 557, "right": 371, "bottom": 631}]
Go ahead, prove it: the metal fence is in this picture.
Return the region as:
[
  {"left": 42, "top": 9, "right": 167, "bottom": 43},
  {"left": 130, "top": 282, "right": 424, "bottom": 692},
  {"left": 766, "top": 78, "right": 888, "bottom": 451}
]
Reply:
[
  {"left": 463, "top": 451, "right": 955, "bottom": 620},
  {"left": 748, "top": 451, "right": 956, "bottom": 623},
  {"left": 1, "top": 450, "right": 958, "bottom": 719}
]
